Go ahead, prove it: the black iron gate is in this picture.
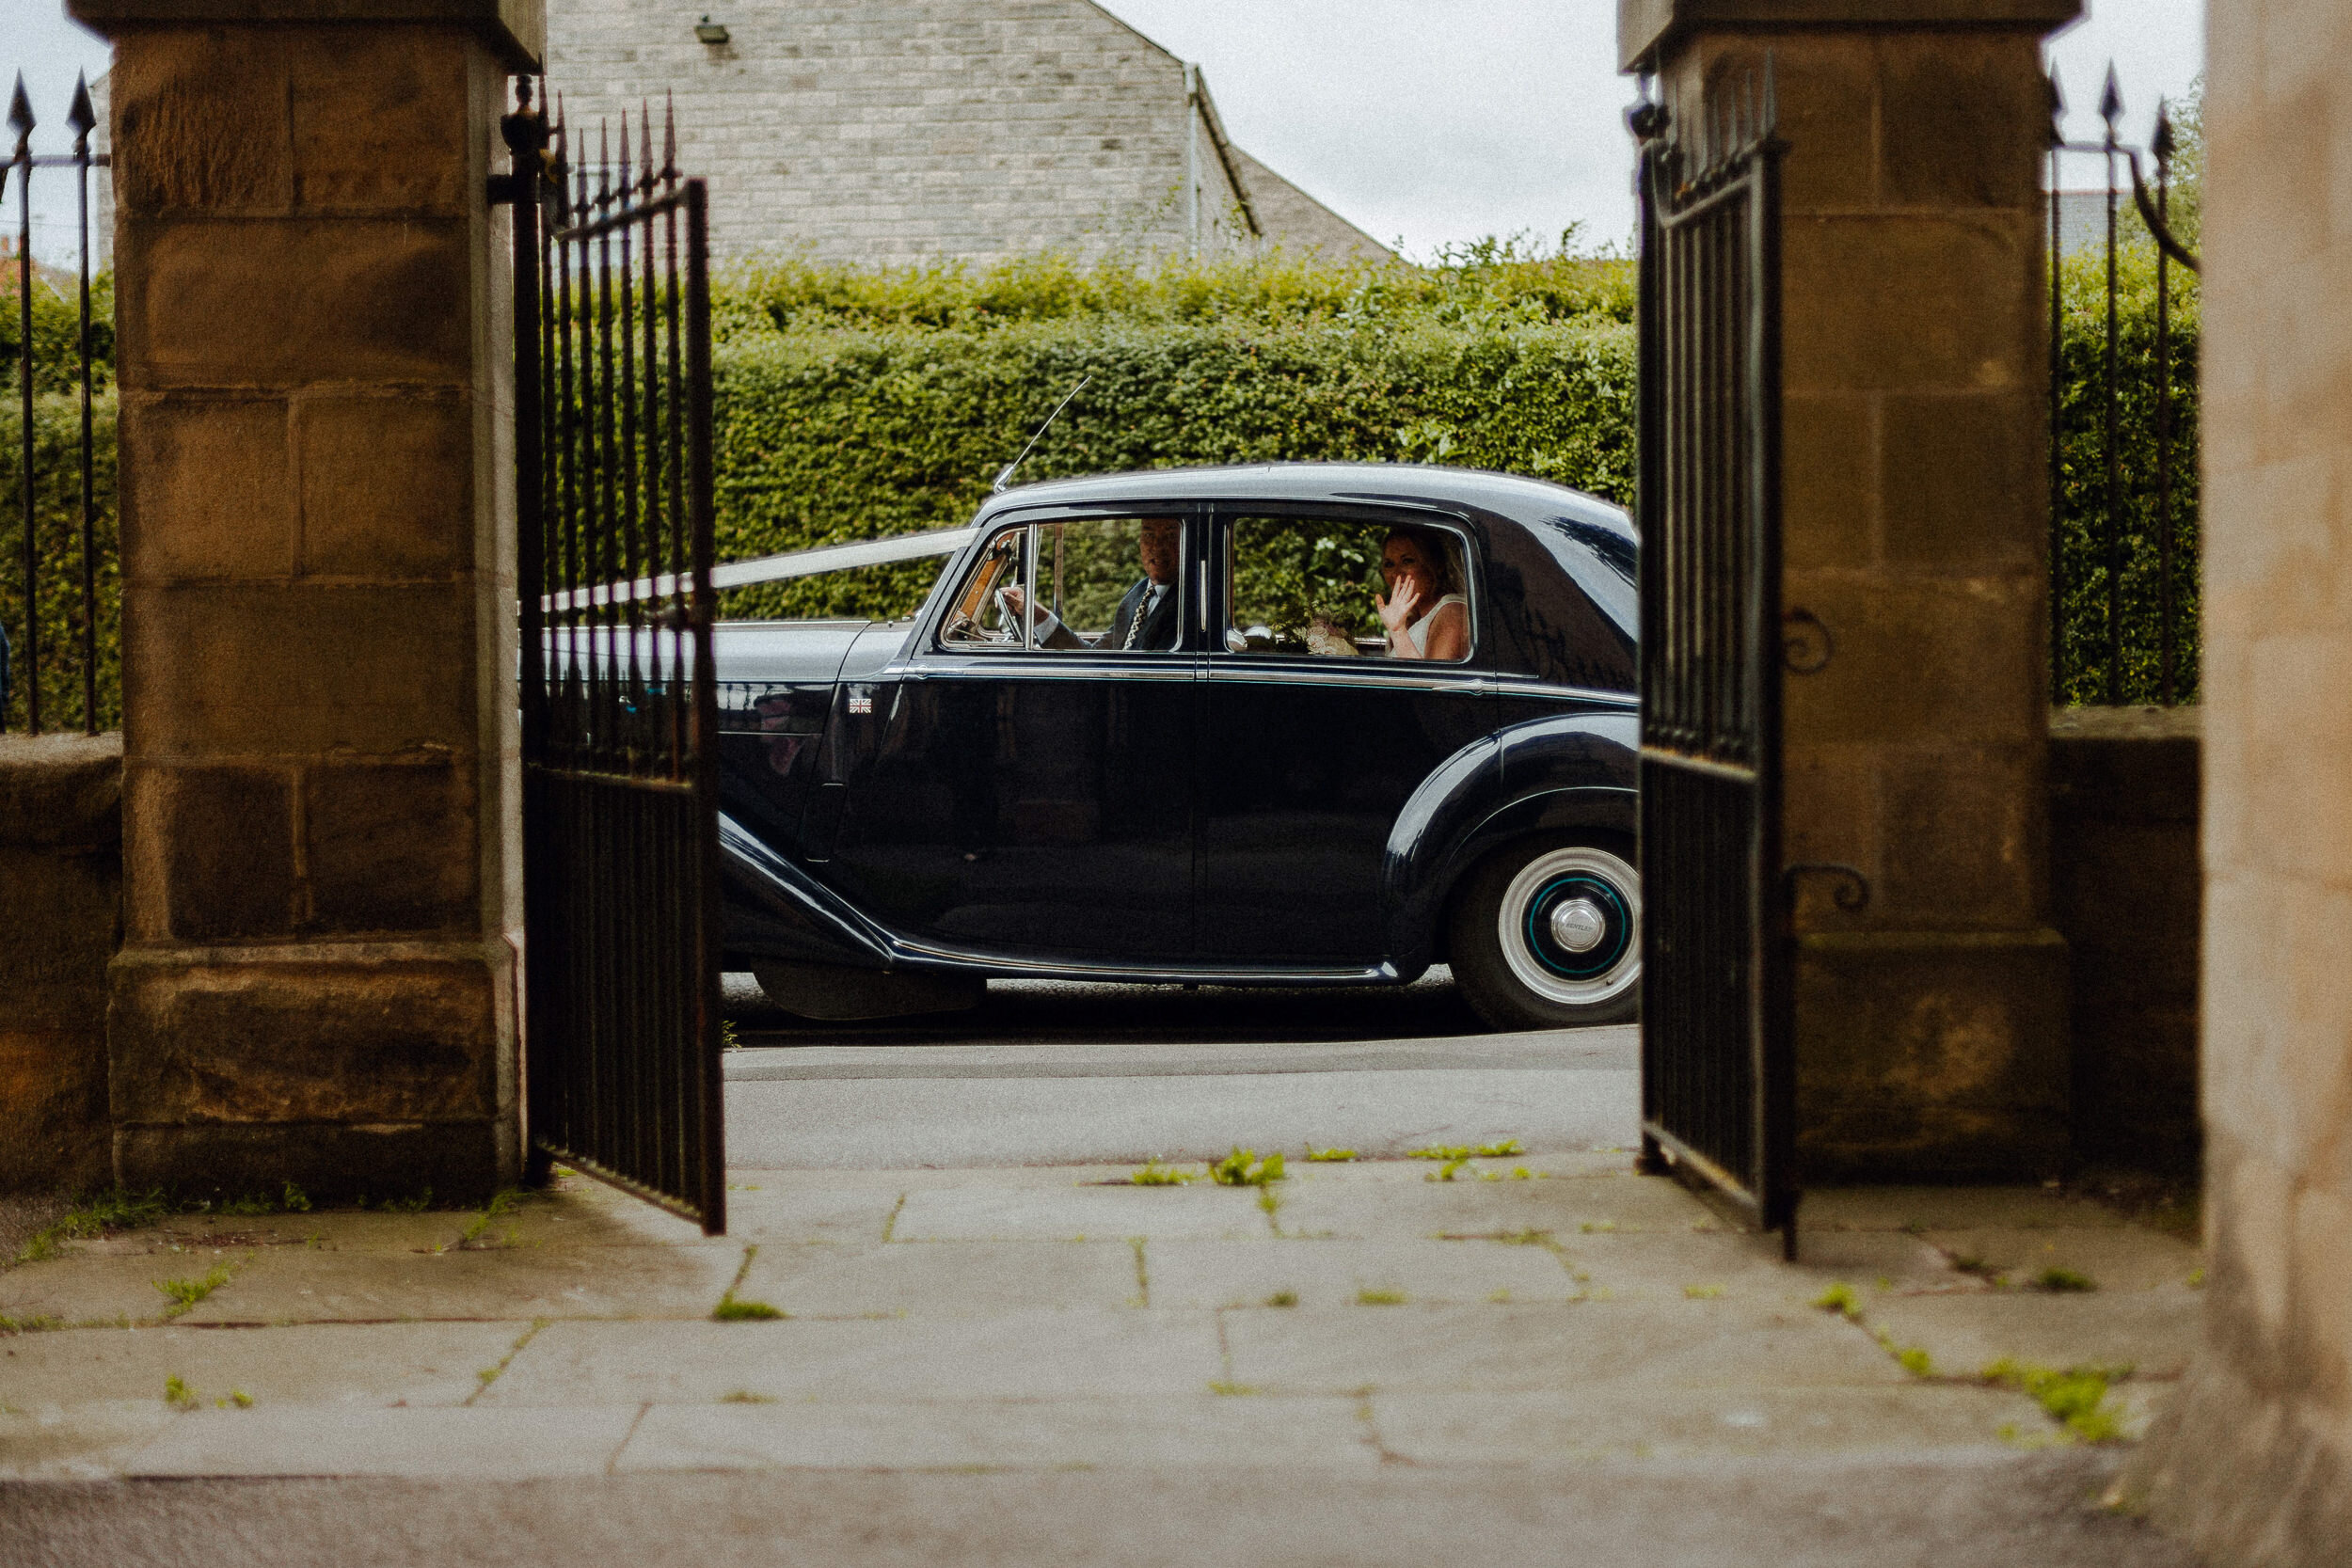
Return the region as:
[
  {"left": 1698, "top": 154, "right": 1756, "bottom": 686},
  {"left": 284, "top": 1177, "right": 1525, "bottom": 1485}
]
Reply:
[
  {"left": 1629, "top": 78, "right": 1803, "bottom": 1253},
  {"left": 502, "top": 86, "right": 726, "bottom": 1233}
]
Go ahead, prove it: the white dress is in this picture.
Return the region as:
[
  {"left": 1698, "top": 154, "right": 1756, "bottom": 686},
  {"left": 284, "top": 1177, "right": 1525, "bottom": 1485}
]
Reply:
[{"left": 1400, "top": 592, "right": 1468, "bottom": 657}]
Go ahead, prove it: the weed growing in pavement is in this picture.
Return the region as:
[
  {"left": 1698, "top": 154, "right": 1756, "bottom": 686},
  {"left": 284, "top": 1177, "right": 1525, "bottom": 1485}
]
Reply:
[
  {"left": 214, "top": 1389, "right": 254, "bottom": 1409},
  {"left": 881, "top": 1194, "right": 906, "bottom": 1242},
  {"left": 467, "top": 1322, "right": 542, "bottom": 1402},
  {"left": 1684, "top": 1284, "right": 1725, "bottom": 1300},
  {"left": 1304, "top": 1148, "right": 1357, "bottom": 1162},
  {"left": 1356, "top": 1288, "right": 1407, "bottom": 1306},
  {"left": 1579, "top": 1220, "right": 1617, "bottom": 1234},
  {"left": 1207, "top": 1381, "right": 1260, "bottom": 1396},
  {"left": 1897, "top": 1345, "right": 1936, "bottom": 1378},
  {"left": 1130, "top": 1161, "right": 1198, "bottom": 1186},
  {"left": 376, "top": 1190, "right": 434, "bottom": 1213},
  {"left": 1949, "top": 1253, "right": 2001, "bottom": 1281},
  {"left": 217, "top": 1182, "right": 311, "bottom": 1217},
  {"left": 16, "top": 1188, "right": 172, "bottom": 1261},
  {"left": 719, "top": 1390, "right": 777, "bottom": 1403},
  {"left": 1496, "top": 1228, "right": 1552, "bottom": 1245},
  {"left": 1813, "top": 1283, "right": 1862, "bottom": 1320},
  {"left": 1488, "top": 1289, "right": 1513, "bottom": 1303},
  {"left": 1983, "top": 1358, "right": 2128, "bottom": 1443},
  {"left": 1257, "top": 1187, "right": 1280, "bottom": 1218},
  {"left": 1210, "top": 1148, "right": 1285, "bottom": 1187},
  {"left": 713, "top": 1243, "right": 787, "bottom": 1320},
  {"left": 0, "top": 1314, "right": 64, "bottom": 1335},
  {"left": 2035, "top": 1267, "right": 2098, "bottom": 1292},
  {"left": 1425, "top": 1155, "right": 1473, "bottom": 1182},
  {"left": 2186, "top": 1267, "right": 2206, "bottom": 1288},
  {"left": 163, "top": 1376, "right": 199, "bottom": 1411},
  {"left": 457, "top": 1189, "right": 527, "bottom": 1249},
  {"left": 1408, "top": 1140, "right": 1524, "bottom": 1161},
  {"left": 1264, "top": 1291, "right": 1298, "bottom": 1307},
  {"left": 153, "top": 1263, "right": 232, "bottom": 1318}
]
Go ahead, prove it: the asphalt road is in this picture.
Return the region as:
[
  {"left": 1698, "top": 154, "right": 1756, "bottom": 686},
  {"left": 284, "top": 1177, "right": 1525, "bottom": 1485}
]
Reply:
[{"left": 720, "top": 971, "right": 1642, "bottom": 1168}]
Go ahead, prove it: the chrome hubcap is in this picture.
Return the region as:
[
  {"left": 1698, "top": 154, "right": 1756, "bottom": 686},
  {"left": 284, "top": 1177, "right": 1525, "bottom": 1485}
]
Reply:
[{"left": 1549, "top": 897, "right": 1607, "bottom": 953}]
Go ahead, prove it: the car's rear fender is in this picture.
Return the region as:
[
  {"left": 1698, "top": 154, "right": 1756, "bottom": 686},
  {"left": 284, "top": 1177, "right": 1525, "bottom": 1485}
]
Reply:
[{"left": 1381, "top": 710, "right": 1638, "bottom": 972}]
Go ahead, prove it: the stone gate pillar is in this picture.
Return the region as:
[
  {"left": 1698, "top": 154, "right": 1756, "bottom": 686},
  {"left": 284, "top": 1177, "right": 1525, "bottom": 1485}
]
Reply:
[
  {"left": 1621, "top": 0, "right": 2079, "bottom": 1179},
  {"left": 66, "top": 0, "right": 541, "bottom": 1200}
]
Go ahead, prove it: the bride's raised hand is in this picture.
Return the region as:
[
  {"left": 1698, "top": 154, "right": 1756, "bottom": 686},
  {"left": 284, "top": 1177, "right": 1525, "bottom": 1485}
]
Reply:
[{"left": 1375, "top": 578, "right": 1422, "bottom": 634}]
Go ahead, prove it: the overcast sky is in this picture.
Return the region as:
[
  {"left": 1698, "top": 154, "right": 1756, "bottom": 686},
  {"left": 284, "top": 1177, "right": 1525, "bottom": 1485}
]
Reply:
[{"left": 12, "top": 0, "right": 2204, "bottom": 263}]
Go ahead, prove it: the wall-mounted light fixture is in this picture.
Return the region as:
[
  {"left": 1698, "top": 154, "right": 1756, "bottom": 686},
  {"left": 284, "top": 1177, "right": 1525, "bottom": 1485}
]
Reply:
[{"left": 694, "top": 15, "right": 730, "bottom": 44}]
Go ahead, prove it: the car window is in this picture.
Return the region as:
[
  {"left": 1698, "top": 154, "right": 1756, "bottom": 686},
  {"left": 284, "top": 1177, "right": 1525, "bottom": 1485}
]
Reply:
[
  {"left": 1224, "top": 516, "right": 1473, "bottom": 663},
  {"left": 937, "top": 517, "right": 1184, "bottom": 653}
]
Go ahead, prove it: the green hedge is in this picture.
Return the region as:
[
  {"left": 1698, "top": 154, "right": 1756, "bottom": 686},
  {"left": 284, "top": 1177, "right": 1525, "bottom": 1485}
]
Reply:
[
  {"left": 707, "top": 245, "right": 1638, "bottom": 620},
  {"left": 4, "top": 242, "right": 2197, "bottom": 714},
  {"left": 2052, "top": 245, "right": 2201, "bottom": 705},
  {"left": 0, "top": 391, "right": 121, "bottom": 733}
]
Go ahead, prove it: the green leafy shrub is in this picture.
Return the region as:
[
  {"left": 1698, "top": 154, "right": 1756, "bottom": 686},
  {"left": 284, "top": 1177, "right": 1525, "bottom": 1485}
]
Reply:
[{"left": 6, "top": 236, "right": 2201, "bottom": 718}]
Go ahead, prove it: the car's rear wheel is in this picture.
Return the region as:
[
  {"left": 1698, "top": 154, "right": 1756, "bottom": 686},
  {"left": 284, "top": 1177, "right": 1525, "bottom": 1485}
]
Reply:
[{"left": 1449, "top": 836, "right": 1641, "bottom": 1030}]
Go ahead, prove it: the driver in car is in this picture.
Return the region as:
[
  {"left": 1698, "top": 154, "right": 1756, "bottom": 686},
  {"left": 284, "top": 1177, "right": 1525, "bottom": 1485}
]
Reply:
[{"left": 998, "top": 516, "right": 1182, "bottom": 652}]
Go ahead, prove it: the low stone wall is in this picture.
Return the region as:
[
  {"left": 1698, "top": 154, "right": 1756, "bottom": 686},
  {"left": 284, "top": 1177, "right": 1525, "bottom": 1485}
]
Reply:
[
  {"left": 2048, "top": 705, "right": 2201, "bottom": 1177},
  {"left": 0, "top": 733, "right": 123, "bottom": 1194}
]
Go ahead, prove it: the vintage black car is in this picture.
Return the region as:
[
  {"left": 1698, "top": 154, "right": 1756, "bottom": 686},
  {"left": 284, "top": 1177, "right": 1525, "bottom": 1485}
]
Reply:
[{"left": 715, "top": 463, "right": 1639, "bottom": 1029}]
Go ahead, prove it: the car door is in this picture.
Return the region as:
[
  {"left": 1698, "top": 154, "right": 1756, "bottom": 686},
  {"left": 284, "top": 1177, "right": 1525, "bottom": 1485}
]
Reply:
[
  {"left": 820, "top": 510, "right": 1199, "bottom": 962},
  {"left": 1195, "top": 505, "right": 1494, "bottom": 964}
]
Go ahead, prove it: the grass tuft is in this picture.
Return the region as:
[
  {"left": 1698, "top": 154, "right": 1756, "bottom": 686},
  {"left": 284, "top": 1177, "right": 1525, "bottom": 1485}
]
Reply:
[
  {"left": 1210, "top": 1148, "right": 1286, "bottom": 1188},
  {"left": 713, "top": 1294, "right": 787, "bottom": 1322},
  {"left": 1813, "top": 1282, "right": 1862, "bottom": 1320},
  {"left": 153, "top": 1263, "right": 232, "bottom": 1319},
  {"left": 163, "top": 1375, "right": 199, "bottom": 1411},
  {"left": 1130, "top": 1161, "right": 1198, "bottom": 1186},
  {"left": 1983, "top": 1358, "right": 2128, "bottom": 1442},
  {"left": 457, "top": 1189, "right": 527, "bottom": 1249},
  {"left": 1356, "top": 1288, "right": 1407, "bottom": 1307},
  {"left": 1304, "top": 1148, "right": 1357, "bottom": 1163}
]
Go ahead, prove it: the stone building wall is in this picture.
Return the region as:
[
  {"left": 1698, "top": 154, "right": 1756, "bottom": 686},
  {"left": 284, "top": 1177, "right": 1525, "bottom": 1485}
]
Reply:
[
  {"left": 542, "top": 0, "right": 1391, "bottom": 264},
  {"left": 2122, "top": 0, "right": 2352, "bottom": 1558}
]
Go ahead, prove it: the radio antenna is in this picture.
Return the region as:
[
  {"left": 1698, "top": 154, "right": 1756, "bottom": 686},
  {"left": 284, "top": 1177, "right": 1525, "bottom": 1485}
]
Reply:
[{"left": 993, "top": 374, "right": 1091, "bottom": 493}]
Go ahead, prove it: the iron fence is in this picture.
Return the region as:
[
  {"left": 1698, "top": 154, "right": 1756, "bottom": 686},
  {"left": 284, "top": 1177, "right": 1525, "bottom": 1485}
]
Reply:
[
  {"left": 2, "top": 71, "right": 114, "bottom": 736},
  {"left": 2049, "top": 67, "right": 2201, "bottom": 707}
]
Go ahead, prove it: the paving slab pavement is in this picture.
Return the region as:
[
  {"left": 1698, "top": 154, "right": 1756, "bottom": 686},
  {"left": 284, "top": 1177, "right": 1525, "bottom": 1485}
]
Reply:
[
  {"left": 0, "top": 1458, "right": 2204, "bottom": 1567},
  {"left": 0, "top": 1154, "right": 2210, "bottom": 1565}
]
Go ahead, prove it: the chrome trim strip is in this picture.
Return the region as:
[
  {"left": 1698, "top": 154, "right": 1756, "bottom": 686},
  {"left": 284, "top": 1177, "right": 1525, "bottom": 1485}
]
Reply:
[
  {"left": 1201, "top": 664, "right": 1486, "bottom": 694},
  {"left": 1495, "top": 678, "right": 1639, "bottom": 707},
  {"left": 886, "top": 659, "right": 1197, "bottom": 683},
  {"left": 886, "top": 937, "right": 1395, "bottom": 986}
]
